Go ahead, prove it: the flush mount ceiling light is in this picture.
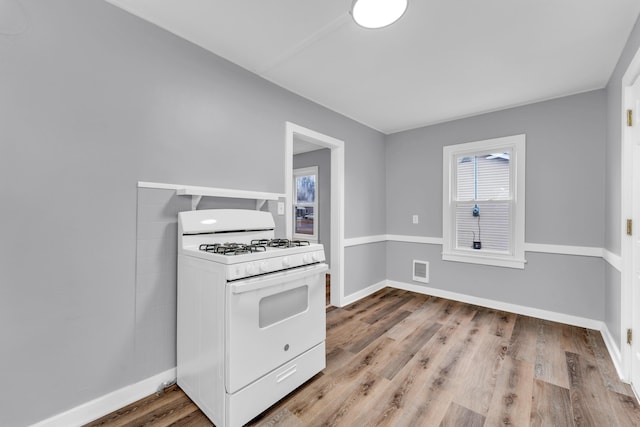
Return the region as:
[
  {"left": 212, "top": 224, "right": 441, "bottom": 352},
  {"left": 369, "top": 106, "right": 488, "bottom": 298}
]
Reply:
[{"left": 350, "top": 0, "right": 408, "bottom": 29}]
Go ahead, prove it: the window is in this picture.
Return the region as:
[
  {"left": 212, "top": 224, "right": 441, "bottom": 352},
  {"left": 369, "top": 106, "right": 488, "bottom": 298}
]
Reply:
[
  {"left": 442, "top": 134, "right": 526, "bottom": 269},
  {"left": 293, "top": 166, "right": 318, "bottom": 241}
]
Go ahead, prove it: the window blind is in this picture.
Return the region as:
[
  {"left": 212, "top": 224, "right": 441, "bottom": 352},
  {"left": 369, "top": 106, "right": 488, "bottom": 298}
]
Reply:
[{"left": 455, "top": 153, "right": 511, "bottom": 252}]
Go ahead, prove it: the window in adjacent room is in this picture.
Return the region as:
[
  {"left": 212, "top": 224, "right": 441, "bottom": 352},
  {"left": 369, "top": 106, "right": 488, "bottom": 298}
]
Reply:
[
  {"left": 442, "top": 134, "right": 526, "bottom": 269},
  {"left": 293, "top": 166, "right": 318, "bottom": 241}
]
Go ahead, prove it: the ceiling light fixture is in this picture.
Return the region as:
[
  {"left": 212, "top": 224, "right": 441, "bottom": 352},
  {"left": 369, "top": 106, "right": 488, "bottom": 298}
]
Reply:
[{"left": 350, "top": 0, "right": 408, "bottom": 29}]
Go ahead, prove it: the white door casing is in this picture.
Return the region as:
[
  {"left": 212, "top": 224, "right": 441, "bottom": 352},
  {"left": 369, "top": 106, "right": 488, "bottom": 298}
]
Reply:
[
  {"left": 629, "top": 75, "right": 640, "bottom": 393},
  {"left": 622, "top": 44, "right": 640, "bottom": 392}
]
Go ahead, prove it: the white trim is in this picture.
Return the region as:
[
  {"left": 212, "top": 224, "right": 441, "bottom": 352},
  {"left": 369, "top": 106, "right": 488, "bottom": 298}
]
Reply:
[
  {"left": 341, "top": 280, "right": 387, "bottom": 306},
  {"left": 344, "top": 234, "right": 388, "bottom": 247},
  {"left": 175, "top": 186, "right": 283, "bottom": 201},
  {"left": 387, "top": 280, "right": 602, "bottom": 330},
  {"left": 138, "top": 181, "right": 284, "bottom": 200},
  {"left": 343, "top": 234, "right": 444, "bottom": 247},
  {"left": 524, "top": 242, "right": 602, "bottom": 258},
  {"left": 442, "top": 252, "right": 527, "bottom": 269},
  {"left": 603, "top": 248, "right": 623, "bottom": 272},
  {"left": 633, "top": 384, "right": 640, "bottom": 406},
  {"left": 386, "top": 234, "right": 444, "bottom": 245},
  {"left": 138, "top": 181, "right": 182, "bottom": 190},
  {"left": 285, "top": 122, "right": 346, "bottom": 307},
  {"left": 600, "top": 323, "right": 626, "bottom": 381},
  {"left": 30, "top": 368, "right": 176, "bottom": 427},
  {"left": 345, "top": 233, "right": 612, "bottom": 260}
]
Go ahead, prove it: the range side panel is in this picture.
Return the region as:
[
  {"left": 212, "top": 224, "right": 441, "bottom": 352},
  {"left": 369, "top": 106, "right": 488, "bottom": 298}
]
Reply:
[{"left": 177, "top": 255, "right": 226, "bottom": 426}]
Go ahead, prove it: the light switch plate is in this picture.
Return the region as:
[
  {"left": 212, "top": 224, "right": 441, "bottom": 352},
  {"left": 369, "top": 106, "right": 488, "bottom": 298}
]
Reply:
[
  {"left": 412, "top": 215, "right": 419, "bottom": 224},
  {"left": 277, "top": 202, "right": 285, "bottom": 215}
]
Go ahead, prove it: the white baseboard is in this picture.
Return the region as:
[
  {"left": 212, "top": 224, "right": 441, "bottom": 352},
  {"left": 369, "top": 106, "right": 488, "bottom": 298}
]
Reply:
[
  {"left": 31, "top": 368, "right": 177, "bottom": 427},
  {"left": 386, "top": 280, "right": 603, "bottom": 330},
  {"left": 599, "top": 322, "right": 625, "bottom": 381},
  {"left": 341, "top": 280, "right": 387, "bottom": 306}
]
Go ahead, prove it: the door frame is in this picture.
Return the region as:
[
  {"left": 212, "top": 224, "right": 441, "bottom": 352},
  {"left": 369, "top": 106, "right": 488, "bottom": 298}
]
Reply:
[
  {"left": 621, "top": 44, "right": 640, "bottom": 387},
  {"left": 285, "top": 122, "right": 346, "bottom": 307}
]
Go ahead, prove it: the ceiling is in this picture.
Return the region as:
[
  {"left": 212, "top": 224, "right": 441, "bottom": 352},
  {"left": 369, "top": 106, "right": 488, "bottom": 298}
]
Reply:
[
  {"left": 105, "top": 0, "right": 640, "bottom": 134},
  {"left": 293, "top": 136, "right": 326, "bottom": 155}
]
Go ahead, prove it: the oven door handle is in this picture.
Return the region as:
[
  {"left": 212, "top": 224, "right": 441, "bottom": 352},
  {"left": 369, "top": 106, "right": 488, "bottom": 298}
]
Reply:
[{"left": 229, "top": 263, "right": 328, "bottom": 294}]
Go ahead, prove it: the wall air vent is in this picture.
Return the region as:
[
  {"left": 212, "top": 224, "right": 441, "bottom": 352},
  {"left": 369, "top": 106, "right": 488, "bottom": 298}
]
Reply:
[{"left": 412, "top": 260, "right": 429, "bottom": 283}]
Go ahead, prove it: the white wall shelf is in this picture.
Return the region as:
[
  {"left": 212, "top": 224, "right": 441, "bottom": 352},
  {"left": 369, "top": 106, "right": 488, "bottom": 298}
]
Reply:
[{"left": 138, "top": 181, "right": 284, "bottom": 210}]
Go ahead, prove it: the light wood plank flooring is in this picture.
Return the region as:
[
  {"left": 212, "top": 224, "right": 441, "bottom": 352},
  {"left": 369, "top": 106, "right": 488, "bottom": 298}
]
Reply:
[{"left": 85, "top": 288, "right": 640, "bottom": 427}]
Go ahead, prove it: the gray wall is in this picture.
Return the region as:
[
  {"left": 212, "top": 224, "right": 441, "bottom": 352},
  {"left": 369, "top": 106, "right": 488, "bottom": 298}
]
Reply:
[
  {"left": 387, "top": 243, "right": 604, "bottom": 320},
  {"left": 385, "top": 91, "right": 607, "bottom": 318},
  {"left": 603, "top": 14, "right": 640, "bottom": 354},
  {"left": 0, "top": 1, "right": 385, "bottom": 425},
  {"left": 387, "top": 90, "right": 606, "bottom": 246},
  {"left": 293, "top": 148, "right": 331, "bottom": 266},
  {"left": 345, "top": 243, "right": 387, "bottom": 295}
]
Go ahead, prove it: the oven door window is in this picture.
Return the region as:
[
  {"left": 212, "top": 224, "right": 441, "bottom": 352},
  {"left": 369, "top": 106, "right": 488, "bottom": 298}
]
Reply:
[{"left": 259, "top": 285, "right": 308, "bottom": 328}]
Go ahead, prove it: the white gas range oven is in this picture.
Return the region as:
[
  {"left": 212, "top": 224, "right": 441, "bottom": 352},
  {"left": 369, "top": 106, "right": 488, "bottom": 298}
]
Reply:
[{"left": 177, "top": 209, "right": 328, "bottom": 427}]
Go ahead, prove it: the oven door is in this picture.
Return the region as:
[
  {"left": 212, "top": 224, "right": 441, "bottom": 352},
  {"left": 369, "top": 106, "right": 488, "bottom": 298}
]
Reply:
[{"left": 225, "top": 263, "right": 327, "bottom": 394}]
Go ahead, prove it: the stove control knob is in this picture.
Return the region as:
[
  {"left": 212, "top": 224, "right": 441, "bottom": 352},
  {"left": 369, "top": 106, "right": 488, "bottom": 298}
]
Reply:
[
  {"left": 313, "top": 252, "right": 322, "bottom": 262},
  {"left": 234, "top": 266, "right": 243, "bottom": 277},
  {"left": 303, "top": 254, "right": 312, "bottom": 264},
  {"left": 282, "top": 257, "right": 291, "bottom": 267},
  {"left": 245, "top": 263, "right": 256, "bottom": 275},
  {"left": 260, "top": 261, "right": 270, "bottom": 273}
]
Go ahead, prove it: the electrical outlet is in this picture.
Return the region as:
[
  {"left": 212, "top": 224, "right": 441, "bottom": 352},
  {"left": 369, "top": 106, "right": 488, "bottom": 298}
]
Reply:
[
  {"left": 277, "top": 202, "right": 285, "bottom": 215},
  {"left": 412, "top": 215, "right": 419, "bottom": 224}
]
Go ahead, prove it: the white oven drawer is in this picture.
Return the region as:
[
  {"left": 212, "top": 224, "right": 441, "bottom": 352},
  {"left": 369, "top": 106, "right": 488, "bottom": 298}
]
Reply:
[
  {"left": 225, "top": 263, "right": 327, "bottom": 393},
  {"left": 226, "top": 341, "right": 325, "bottom": 427}
]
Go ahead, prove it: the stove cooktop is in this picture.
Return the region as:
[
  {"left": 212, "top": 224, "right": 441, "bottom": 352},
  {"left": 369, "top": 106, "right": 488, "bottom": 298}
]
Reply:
[{"left": 199, "top": 239, "right": 311, "bottom": 256}]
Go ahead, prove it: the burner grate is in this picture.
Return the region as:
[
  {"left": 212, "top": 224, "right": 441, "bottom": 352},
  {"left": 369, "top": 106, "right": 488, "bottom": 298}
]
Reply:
[
  {"left": 199, "top": 242, "right": 267, "bottom": 256},
  {"left": 199, "top": 239, "right": 312, "bottom": 256},
  {"left": 267, "top": 239, "right": 291, "bottom": 248},
  {"left": 251, "top": 238, "right": 311, "bottom": 249}
]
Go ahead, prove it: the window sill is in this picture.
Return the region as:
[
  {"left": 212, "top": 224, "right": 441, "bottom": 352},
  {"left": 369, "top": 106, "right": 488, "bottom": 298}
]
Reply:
[{"left": 442, "top": 251, "right": 526, "bottom": 269}]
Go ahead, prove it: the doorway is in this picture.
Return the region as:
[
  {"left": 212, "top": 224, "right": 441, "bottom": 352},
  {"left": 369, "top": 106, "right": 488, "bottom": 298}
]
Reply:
[{"left": 285, "top": 122, "right": 345, "bottom": 307}]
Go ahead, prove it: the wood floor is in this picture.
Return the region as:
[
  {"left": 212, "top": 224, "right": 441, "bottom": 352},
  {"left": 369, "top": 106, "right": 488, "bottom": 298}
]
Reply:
[
  {"left": 326, "top": 273, "right": 330, "bottom": 306},
  {"left": 85, "top": 288, "right": 640, "bottom": 427}
]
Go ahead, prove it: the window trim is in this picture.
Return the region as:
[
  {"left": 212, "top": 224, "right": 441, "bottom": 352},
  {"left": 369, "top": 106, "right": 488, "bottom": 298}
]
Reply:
[
  {"left": 293, "top": 166, "right": 319, "bottom": 241},
  {"left": 442, "top": 134, "right": 526, "bottom": 269}
]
